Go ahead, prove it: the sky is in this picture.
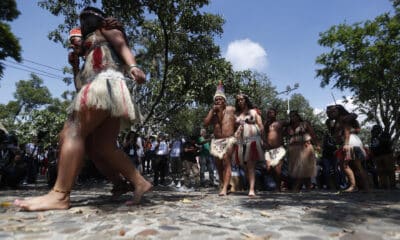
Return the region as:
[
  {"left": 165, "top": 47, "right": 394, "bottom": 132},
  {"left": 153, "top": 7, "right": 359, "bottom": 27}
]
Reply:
[{"left": 0, "top": 0, "right": 395, "bottom": 113}]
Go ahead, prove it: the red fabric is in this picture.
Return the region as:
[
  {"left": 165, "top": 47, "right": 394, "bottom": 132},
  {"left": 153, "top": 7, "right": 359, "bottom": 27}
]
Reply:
[
  {"left": 92, "top": 47, "right": 103, "bottom": 72},
  {"left": 84, "top": 41, "right": 92, "bottom": 50},
  {"left": 335, "top": 148, "right": 344, "bottom": 161},
  {"left": 234, "top": 144, "right": 239, "bottom": 165},
  {"left": 80, "top": 82, "right": 92, "bottom": 107},
  {"left": 250, "top": 141, "right": 258, "bottom": 161}
]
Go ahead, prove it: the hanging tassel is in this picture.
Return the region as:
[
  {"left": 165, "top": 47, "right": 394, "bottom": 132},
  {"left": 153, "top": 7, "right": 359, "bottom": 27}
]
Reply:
[
  {"left": 234, "top": 145, "right": 240, "bottom": 165},
  {"left": 250, "top": 141, "right": 258, "bottom": 161},
  {"left": 92, "top": 47, "right": 103, "bottom": 72}
]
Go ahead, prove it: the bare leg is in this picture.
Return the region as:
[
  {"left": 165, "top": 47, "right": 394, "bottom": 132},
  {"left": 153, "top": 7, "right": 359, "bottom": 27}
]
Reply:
[
  {"left": 215, "top": 158, "right": 224, "bottom": 190},
  {"left": 219, "top": 153, "right": 232, "bottom": 196},
  {"left": 341, "top": 161, "right": 357, "bottom": 192},
  {"left": 90, "top": 117, "right": 151, "bottom": 205},
  {"left": 14, "top": 109, "right": 110, "bottom": 211},
  {"left": 273, "top": 162, "right": 283, "bottom": 192},
  {"left": 86, "top": 135, "right": 132, "bottom": 197},
  {"left": 352, "top": 159, "right": 369, "bottom": 191},
  {"left": 247, "top": 159, "right": 256, "bottom": 197},
  {"left": 292, "top": 178, "right": 302, "bottom": 192}
]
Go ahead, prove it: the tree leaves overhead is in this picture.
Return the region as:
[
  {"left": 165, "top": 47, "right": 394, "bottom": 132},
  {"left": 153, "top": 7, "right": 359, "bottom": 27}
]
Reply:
[
  {"left": 316, "top": 2, "right": 400, "bottom": 144},
  {"left": 38, "top": 0, "right": 233, "bottom": 129},
  {"left": 0, "top": 0, "right": 21, "bottom": 79},
  {"left": 13, "top": 73, "right": 52, "bottom": 120}
]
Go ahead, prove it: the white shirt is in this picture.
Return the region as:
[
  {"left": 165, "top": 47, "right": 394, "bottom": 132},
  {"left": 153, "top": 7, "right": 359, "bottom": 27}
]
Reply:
[
  {"left": 170, "top": 140, "right": 182, "bottom": 157},
  {"left": 156, "top": 140, "right": 169, "bottom": 156},
  {"left": 136, "top": 137, "right": 144, "bottom": 157}
]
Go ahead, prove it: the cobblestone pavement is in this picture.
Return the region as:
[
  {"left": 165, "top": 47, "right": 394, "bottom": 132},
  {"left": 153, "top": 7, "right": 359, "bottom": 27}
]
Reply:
[{"left": 0, "top": 180, "right": 399, "bottom": 240}]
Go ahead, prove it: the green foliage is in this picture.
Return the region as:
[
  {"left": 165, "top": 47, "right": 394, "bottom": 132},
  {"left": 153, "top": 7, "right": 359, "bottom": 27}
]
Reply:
[
  {"left": 231, "top": 70, "right": 276, "bottom": 110},
  {"left": 30, "top": 0, "right": 324, "bottom": 142},
  {"left": 316, "top": 5, "right": 400, "bottom": 144},
  {"left": 17, "top": 107, "right": 67, "bottom": 147},
  {"left": 161, "top": 104, "right": 208, "bottom": 137},
  {"left": 0, "top": 74, "right": 67, "bottom": 146},
  {"left": 0, "top": 0, "right": 21, "bottom": 78},
  {"left": 13, "top": 74, "right": 52, "bottom": 115},
  {"left": 0, "top": 101, "right": 19, "bottom": 130},
  {"left": 38, "top": 0, "right": 233, "bottom": 131}
]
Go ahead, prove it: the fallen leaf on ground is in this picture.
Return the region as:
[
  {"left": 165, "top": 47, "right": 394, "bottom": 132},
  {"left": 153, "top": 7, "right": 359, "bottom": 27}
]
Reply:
[
  {"left": 0, "top": 201, "right": 12, "bottom": 207},
  {"left": 181, "top": 198, "right": 192, "bottom": 203},
  {"left": 260, "top": 211, "right": 270, "bottom": 217}
]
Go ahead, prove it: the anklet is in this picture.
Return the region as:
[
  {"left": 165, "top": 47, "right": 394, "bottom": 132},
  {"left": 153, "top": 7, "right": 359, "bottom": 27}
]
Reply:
[{"left": 52, "top": 188, "right": 71, "bottom": 194}]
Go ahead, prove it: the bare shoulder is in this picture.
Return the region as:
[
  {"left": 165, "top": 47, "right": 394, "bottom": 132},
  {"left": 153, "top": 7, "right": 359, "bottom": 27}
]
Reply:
[
  {"left": 226, "top": 106, "right": 236, "bottom": 113},
  {"left": 249, "top": 109, "right": 259, "bottom": 115}
]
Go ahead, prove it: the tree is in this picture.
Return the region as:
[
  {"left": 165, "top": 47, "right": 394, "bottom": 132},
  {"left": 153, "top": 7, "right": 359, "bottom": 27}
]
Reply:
[
  {"left": 316, "top": 2, "right": 400, "bottom": 145},
  {"left": 0, "top": 73, "right": 68, "bottom": 146},
  {"left": 0, "top": 0, "right": 21, "bottom": 79},
  {"left": 13, "top": 73, "right": 52, "bottom": 118},
  {"left": 231, "top": 70, "right": 276, "bottom": 110},
  {"left": 38, "top": 0, "right": 233, "bottom": 131},
  {"left": 17, "top": 107, "right": 67, "bottom": 146}
]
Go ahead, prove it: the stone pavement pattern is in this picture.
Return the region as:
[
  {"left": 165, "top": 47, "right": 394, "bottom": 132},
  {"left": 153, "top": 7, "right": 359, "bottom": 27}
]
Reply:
[{"left": 0, "top": 182, "right": 399, "bottom": 240}]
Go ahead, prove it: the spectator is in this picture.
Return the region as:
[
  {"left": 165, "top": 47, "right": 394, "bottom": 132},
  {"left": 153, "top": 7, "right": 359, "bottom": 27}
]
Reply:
[
  {"left": 286, "top": 110, "right": 320, "bottom": 192},
  {"left": 182, "top": 135, "right": 200, "bottom": 190},
  {"left": 169, "top": 135, "right": 183, "bottom": 188},
  {"left": 153, "top": 133, "right": 169, "bottom": 186},
  {"left": 198, "top": 128, "right": 216, "bottom": 187},
  {"left": 370, "top": 125, "right": 395, "bottom": 189}
]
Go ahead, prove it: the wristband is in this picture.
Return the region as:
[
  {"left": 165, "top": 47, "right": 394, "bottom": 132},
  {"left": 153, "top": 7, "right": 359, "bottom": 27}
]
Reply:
[{"left": 129, "top": 64, "right": 139, "bottom": 69}]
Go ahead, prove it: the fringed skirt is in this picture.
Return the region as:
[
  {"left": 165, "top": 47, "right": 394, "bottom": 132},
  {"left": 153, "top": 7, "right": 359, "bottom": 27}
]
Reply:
[
  {"left": 233, "top": 136, "right": 264, "bottom": 166},
  {"left": 69, "top": 69, "right": 142, "bottom": 127},
  {"left": 288, "top": 142, "right": 316, "bottom": 178}
]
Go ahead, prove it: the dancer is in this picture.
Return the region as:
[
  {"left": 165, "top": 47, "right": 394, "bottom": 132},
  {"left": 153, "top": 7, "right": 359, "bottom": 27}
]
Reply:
[
  {"left": 204, "top": 82, "right": 236, "bottom": 196},
  {"left": 14, "top": 7, "right": 151, "bottom": 211},
  {"left": 328, "top": 105, "right": 369, "bottom": 192},
  {"left": 264, "top": 108, "right": 287, "bottom": 191},
  {"left": 68, "top": 25, "right": 133, "bottom": 197},
  {"left": 286, "top": 111, "right": 319, "bottom": 192},
  {"left": 234, "top": 93, "right": 264, "bottom": 196}
]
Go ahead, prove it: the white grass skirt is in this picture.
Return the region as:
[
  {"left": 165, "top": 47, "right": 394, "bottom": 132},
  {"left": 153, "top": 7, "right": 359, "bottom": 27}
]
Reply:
[{"left": 69, "top": 69, "right": 142, "bottom": 126}]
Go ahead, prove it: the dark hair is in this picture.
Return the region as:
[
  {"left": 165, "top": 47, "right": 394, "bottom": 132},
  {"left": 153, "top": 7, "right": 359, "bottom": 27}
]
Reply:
[
  {"left": 80, "top": 7, "right": 106, "bottom": 19},
  {"left": 235, "top": 94, "right": 254, "bottom": 111},
  {"left": 327, "top": 104, "right": 351, "bottom": 116},
  {"left": 80, "top": 7, "right": 106, "bottom": 37},
  {"left": 289, "top": 110, "right": 303, "bottom": 122}
]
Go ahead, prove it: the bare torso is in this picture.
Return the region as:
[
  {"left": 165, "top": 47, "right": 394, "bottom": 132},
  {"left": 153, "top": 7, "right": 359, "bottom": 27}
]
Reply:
[
  {"left": 212, "top": 106, "right": 236, "bottom": 139},
  {"left": 266, "top": 121, "right": 284, "bottom": 149}
]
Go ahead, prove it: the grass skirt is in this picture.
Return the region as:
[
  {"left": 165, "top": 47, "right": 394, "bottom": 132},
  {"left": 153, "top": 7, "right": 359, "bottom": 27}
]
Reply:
[
  {"left": 288, "top": 142, "right": 316, "bottom": 178},
  {"left": 69, "top": 69, "right": 142, "bottom": 126}
]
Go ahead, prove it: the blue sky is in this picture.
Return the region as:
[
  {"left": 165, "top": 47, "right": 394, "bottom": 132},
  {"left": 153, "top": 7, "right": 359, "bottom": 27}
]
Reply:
[{"left": 0, "top": 0, "right": 395, "bottom": 113}]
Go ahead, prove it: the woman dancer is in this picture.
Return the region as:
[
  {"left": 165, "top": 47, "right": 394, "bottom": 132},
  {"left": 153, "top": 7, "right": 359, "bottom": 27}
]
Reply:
[
  {"left": 14, "top": 7, "right": 152, "bottom": 211},
  {"left": 234, "top": 93, "right": 264, "bottom": 196},
  {"left": 286, "top": 111, "right": 319, "bottom": 192},
  {"left": 327, "top": 105, "right": 369, "bottom": 192}
]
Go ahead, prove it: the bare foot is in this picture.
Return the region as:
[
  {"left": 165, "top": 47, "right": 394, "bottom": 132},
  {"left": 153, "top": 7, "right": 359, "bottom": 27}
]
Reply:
[
  {"left": 111, "top": 181, "right": 134, "bottom": 199},
  {"left": 343, "top": 185, "right": 358, "bottom": 193},
  {"left": 125, "top": 180, "right": 152, "bottom": 206},
  {"left": 218, "top": 188, "right": 228, "bottom": 196},
  {"left": 248, "top": 191, "right": 256, "bottom": 197},
  {"left": 14, "top": 191, "right": 70, "bottom": 211}
]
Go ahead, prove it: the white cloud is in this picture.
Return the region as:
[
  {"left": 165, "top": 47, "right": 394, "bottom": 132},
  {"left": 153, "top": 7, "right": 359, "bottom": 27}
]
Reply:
[
  {"left": 224, "top": 39, "right": 267, "bottom": 72},
  {"left": 313, "top": 108, "right": 324, "bottom": 115}
]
